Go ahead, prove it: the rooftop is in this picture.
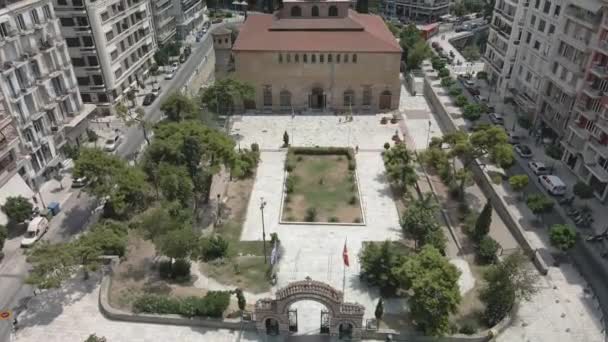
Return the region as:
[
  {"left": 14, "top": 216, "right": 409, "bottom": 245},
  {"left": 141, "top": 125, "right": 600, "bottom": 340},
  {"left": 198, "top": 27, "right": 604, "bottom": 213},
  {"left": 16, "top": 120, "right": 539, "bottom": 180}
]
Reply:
[{"left": 233, "top": 10, "right": 401, "bottom": 53}]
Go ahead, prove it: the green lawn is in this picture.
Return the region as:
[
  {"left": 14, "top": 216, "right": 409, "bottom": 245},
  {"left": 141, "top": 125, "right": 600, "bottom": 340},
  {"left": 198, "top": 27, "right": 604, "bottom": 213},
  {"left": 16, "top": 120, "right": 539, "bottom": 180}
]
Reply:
[
  {"left": 199, "top": 256, "right": 270, "bottom": 293},
  {"left": 283, "top": 153, "right": 362, "bottom": 223}
]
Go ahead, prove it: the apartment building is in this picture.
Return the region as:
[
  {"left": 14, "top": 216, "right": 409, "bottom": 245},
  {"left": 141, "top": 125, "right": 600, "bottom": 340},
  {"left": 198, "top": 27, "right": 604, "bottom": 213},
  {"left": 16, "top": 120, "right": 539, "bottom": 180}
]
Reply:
[
  {"left": 152, "top": 0, "right": 176, "bottom": 44},
  {"left": 173, "top": 0, "right": 204, "bottom": 40},
  {"left": 0, "top": 0, "right": 95, "bottom": 191},
  {"left": 381, "top": 0, "right": 449, "bottom": 22},
  {"left": 54, "top": 0, "right": 157, "bottom": 112}
]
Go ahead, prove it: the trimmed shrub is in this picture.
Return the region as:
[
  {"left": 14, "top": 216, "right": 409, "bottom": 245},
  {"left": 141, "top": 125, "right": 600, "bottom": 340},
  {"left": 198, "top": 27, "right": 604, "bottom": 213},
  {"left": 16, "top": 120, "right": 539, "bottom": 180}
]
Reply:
[
  {"left": 158, "top": 260, "right": 173, "bottom": 279},
  {"left": 349, "top": 196, "right": 358, "bottom": 205},
  {"left": 251, "top": 143, "right": 259, "bottom": 152},
  {"left": 329, "top": 216, "right": 339, "bottom": 223},
  {"left": 380, "top": 117, "right": 388, "bottom": 124},
  {"left": 459, "top": 321, "right": 478, "bottom": 335},
  {"left": 199, "top": 235, "right": 229, "bottom": 261},
  {"left": 476, "top": 236, "right": 500, "bottom": 264},
  {"left": 285, "top": 174, "right": 297, "bottom": 193},
  {"left": 383, "top": 142, "right": 390, "bottom": 150},
  {"left": 133, "top": 291, "right": 231, "bottom": 318},
  {"left": 305, "top": 207, "right": 317, "bottom": 222},
  {"left": 171, "top": 258, "right": 191, "bottom": 279},
  {"left": 287, "top": 147, "right": 357, "bottom": 171},
  {"left": 353, "top": 217, "right": 362, "bottom": 223}
]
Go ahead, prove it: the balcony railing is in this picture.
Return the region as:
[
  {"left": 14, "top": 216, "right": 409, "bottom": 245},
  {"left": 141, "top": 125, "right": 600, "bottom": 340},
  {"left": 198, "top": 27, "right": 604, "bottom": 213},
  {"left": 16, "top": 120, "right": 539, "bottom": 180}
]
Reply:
[
  {"left": 591, "top": 64, "right": 608, "bottom": 78},
  {"left": 566, "top": 7, "right": 601, "bottom": 28}
]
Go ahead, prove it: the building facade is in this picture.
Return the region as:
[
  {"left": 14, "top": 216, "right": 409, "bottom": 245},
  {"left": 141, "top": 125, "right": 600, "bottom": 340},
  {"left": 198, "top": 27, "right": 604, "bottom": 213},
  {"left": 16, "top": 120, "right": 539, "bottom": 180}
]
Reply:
[
  {"left": 381, "top": 0, "right": 449, "bottom": 23},
  {"left": 0, "top": 0, "right": 95, "bottom": 189},
  {"left": 152, "top": 0, "right": 176, "bottom": 44},
  {"left": 233, "top": 0, "right": 402, "bottom": 113},
  {"left": 53, "top": 0, "right": 157, "bottom": 112},
  {"left": 173, "top": 0, "right": 204, "bottom": 40}
]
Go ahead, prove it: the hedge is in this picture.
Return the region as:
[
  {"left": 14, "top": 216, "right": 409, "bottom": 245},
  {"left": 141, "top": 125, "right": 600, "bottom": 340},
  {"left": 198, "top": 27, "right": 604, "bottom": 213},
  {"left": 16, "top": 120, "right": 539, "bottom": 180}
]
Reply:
[
  {"left": 133, "top": 291, "right": 231, "bottom": 318},
  {"left": 286, "top": 147, "right": 356, "bottom": 171}
]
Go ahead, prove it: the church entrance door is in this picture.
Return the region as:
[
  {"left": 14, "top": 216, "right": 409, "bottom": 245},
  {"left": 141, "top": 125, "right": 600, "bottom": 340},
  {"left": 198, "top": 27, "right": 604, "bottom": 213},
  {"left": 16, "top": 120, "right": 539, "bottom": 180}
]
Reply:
[{"left": 309, "top": 87, "right": 326, "bottom": 110}]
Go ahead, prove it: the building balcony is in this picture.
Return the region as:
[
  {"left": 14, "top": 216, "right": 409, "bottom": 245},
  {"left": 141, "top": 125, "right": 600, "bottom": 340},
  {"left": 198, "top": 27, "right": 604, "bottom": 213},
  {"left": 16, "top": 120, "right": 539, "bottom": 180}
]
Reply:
[
  {"left": 561, "top": 134, "right": 585, "bottom": 153},
  {"left": 566, "top": 7, "right": 601, "bottom": 30},
  {"left": 595, "top": 39, "right": 608, "bottom": 55},
  {"left": 495, "top": 7, "right": 515, "bottom": 22},
  {"left": 486, "top": 38, "right": 507, "bottom": 56},
  {"left": 583, "top": 82, "right": 604, "bottom": 98},
  {"left": 491, "top": 23, "right": 512, "bottom": 40},
  {"left": 590, "top": 64, "right": 608, "bottom": 78},
  {"left": 570, "top": 121, "right": 591, "bottom": 140}
]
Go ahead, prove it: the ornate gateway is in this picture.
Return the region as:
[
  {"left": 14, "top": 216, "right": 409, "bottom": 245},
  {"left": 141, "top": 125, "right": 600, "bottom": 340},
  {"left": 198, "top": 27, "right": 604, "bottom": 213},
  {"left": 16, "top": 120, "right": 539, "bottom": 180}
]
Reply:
[{"left": 254, "top": 277, "right": 365, "bottom": 340}]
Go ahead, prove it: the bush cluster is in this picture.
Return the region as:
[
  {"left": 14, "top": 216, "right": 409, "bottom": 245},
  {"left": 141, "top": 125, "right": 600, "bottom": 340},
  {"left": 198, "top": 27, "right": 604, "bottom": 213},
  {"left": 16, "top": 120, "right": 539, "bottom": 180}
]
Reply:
[
  {"left": 159, "top": 258, "right": 191, "bottom": 280},
  {"left": 199, "top": 235, "right": 229, "bottom": 261},
  {"left": 287, "top": 147, "right": 356, "bottom": 171},
  {"left": 133, "top": 291, "right": 231, "bottom": 318}
]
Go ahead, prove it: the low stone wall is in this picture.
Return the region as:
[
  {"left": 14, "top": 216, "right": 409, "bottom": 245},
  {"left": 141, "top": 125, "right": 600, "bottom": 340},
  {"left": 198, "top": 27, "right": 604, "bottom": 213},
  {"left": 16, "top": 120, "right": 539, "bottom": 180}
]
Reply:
[
  {"left": 98, "top": 263, "right": 257, "bottom": 331},
  {"left": 422, "top": 76, "right": 549, "bottom": 275}
]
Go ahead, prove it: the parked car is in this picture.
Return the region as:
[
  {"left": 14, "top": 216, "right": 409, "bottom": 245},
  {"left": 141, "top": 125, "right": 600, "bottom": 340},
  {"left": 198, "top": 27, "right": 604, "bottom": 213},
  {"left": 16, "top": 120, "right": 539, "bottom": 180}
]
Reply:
[
  {"left": 489, "top": 113, "right": 504, "bottom": 125},
  {"left": 212, "top": 18, "right": 223, "bottom": 24},
  {"left": 507, "top": 132, "right": 523, "bottom": 145},
  {"left": 474, "top": 95, "right": 488, "bottom": 103},
  {"left": 514, "top": 144, "right": 533, "bottom": 158},
  {"left": 104, "top": 135, "right": 122, "bottom": 152},
  {"left": 143, "top": 93, "right": 156, "bottom": 106},
  {"left": 164, "top": 71, "right": 175, "bottom": 80},
  {"left": 151, "top": 85, "right": 161, "bottom": 97},
  {"left": 539, "top": 175, "right": 567, "bottom": 196},
  {"left": 464, "top": 79, "right": 476, "bottom": 88},
  {"left": 21, "top": 216, "right": 49, "bottom": 248},
  {"left": 72, "top": 176, "right": 89, "bottom": 188},
  {"left": 171, "top": 62, "right": 179, "bottom": 71},
  {"left": 468, "top": 87, "right": 480, "bottom": 96},
  {"left": 528, "top": 161, "right": 550, "bottom": 175}
]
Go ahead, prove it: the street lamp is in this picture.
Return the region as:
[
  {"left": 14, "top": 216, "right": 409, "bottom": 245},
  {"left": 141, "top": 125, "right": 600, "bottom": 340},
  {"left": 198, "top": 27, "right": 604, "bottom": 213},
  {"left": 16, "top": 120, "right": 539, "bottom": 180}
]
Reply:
[
  {"left": 260, "top": 197, "right": 267, "bottom": 264},
  {"left": 426, "top": 120, "right": 432, "bottom": 147}
]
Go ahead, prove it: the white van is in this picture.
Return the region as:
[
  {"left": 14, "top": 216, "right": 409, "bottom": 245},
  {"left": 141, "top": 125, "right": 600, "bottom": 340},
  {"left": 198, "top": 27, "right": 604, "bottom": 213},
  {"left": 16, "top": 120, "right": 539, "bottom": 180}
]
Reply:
[
  {"left": 539, "top": 175, "right": 567, "bottom": 196},
  {"left": 21, "top": 216, "right": 49, "bottom": 248}
]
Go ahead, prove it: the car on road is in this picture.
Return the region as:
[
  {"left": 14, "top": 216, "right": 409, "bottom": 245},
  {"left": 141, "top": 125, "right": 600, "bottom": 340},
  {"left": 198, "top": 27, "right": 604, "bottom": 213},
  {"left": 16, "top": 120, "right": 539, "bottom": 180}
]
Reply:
[
  {"left": 171, "top": 62, "right": 179, "bottom": 71},
  {"left": 72, "top": 176, "right": 89, "bottom": 188},
  {"left": 514, "top": 144, "right": 533, "bottom": 158},
  {"left": 539, "top": 175, "right": 567, "bottom": 196},
  {"left": 104, "top": 135, "right": 122, "bottom": 152},
  {"left": 164, "top": 71, "right": 175, "bottom": 80},
  {"left": 463, "top": 79, "right": 476, "bottom": 88},
  {"left": 468, "top": 87, "right": 480, "bottom": 96},
  {"left": 528, "top": 161, "right": 550, "bottom": 175},
  {"left": 212, "top": 18, "right": 223, "bottom": 24},
  {"left": 152, "top": 85, "right": 161, "bottom": 97},
  {"left": 21, "top": 216, "right": 49, "bottom": 248},
  {"left": 142, "top": 93, "right": 156, "bottom": 106},
  {"left": 489, "top": 113, "right": 504, "bottom": 125},
  {"left": 507, "top": 131, "right": 523, "bottom": 145},
  {"left": 474, "top": 94, "right": 488, "bottom": 103}
]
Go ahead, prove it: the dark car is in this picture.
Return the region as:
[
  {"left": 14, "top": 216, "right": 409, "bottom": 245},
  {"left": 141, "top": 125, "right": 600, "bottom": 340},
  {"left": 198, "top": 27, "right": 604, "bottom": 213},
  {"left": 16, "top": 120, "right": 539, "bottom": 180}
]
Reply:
[
  {"left": 143, "top": 93, "right": 156, "bottom": 106},
  {"left": 468, "top": 87, "right": 480, "bottom": 96}
]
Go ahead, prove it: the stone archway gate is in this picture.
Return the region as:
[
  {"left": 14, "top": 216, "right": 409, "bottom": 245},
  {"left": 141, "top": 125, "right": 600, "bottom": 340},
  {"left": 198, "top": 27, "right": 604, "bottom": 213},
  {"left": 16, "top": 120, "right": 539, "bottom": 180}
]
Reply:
[{"left": 254, "top": 277, "right": 365, "bottom": 339}]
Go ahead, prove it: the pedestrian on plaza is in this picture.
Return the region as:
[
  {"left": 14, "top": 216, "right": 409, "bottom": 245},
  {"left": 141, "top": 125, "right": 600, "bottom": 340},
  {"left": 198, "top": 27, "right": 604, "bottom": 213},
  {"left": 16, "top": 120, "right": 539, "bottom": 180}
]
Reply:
[{"left": 355, "top": 145, "right": 359, "bottom": 154}]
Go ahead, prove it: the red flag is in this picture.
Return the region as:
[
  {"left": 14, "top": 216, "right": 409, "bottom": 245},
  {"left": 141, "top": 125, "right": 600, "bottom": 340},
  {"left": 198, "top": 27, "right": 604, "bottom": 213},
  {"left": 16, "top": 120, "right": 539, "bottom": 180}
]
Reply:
[{"left": 343, "top": 241, "right": 349, "bottom": 267}]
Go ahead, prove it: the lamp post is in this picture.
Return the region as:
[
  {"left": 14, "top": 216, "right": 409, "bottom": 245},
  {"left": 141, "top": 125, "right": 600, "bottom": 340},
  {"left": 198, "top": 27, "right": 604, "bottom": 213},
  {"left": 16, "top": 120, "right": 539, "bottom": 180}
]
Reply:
[
  {"left": 426, "top": 120, "right": 432, "bottom": 147},
  {"left": 260, "top": 197, "right": 267, "bottom": 264}
]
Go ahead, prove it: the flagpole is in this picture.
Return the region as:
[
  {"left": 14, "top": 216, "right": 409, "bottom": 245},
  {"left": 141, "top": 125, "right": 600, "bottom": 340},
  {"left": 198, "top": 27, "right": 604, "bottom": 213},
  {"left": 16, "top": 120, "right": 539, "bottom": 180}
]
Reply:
[{"left": 342, "top": 237, "right": 347, "bottom": 298}]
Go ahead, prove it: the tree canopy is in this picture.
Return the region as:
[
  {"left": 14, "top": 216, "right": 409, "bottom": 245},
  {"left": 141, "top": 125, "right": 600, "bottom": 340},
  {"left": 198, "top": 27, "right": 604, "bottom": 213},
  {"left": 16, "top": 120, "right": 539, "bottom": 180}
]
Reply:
[
  {"left": 1, "top": 196, "right": 33, "bottom": 224},
  {"left": 359, "top": 240, "right": 405, "bottom": 294},
  {"left": 549, "top": 224, "right": 577, "bottom": 252},
  {"left": 401, "top": 194, "right": 446, "bottom": 252},
  {"left": 383, "top": 144, "right": 418, "bottom": 193},
  {"left": 200, "top": 78, "right": 254, "bottom": 116}
]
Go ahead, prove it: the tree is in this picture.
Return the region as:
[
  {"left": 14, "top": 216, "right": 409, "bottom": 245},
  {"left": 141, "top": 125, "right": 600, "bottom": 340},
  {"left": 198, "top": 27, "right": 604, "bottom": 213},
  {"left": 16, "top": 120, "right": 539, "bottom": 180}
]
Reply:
[
  {"left": 480, "top": 251, "right": 538, "bottom": 325},
  {"left": 406, "top": 41, "right": 431, "bottom": 70},
  {"left": 526, "top": 194, "right": 554, "bottom": 223},
  {"left": 116, "top": 105, "right": 152, "bottom": 145},
  {"left": 358, "top": 240, "right": 404, "bottom": 294},
  {"left": 455, "top": 94, "right": 468, "bottom": 107},
  {"left": 383, "top": 144, "right": 418, "bottom": 194},
  {"left": 573, "top": 181, "right": 594, "bottom": 204},
  {"left": 549, "top": 224, "right": 577, "bottom": 252},
  {"left": 234, "top": 288, "right": 246, "bottom": 311},
  {"left": 198, "top": 235, "right": 230, "bottom": 261},
  {"left": 440, "top": 77, "right": 454, "bottom": 88},
  {"left": 462, "top": 45, "right": 481, "bottom": 61},
  {"left": 200, "top": 78, "right": 255, "bottom": 116},
  {"left": 449, "top": 85, "right": 463, "bottom": 96},
  {"left": 1, "top": 196, "right": 33, "bottom": 224},
  {"left": 401, "top": 194, "right": 446, "bottom": 252},
  {"left": 476, "top": 236, "right": 500, "bottom": 264},
  {"left": 0, "top": 224, "right": 7, "bottom": 255},
  {"left": 283, "top": 131, "right": 289, "bottom": 147},
  {"left": 431, "top": 57, "right": 447, "bottom": 71},
  {"left": 508, "top": 174, "right": 529, "bottom": 200},
  {"left": 375, "top": 298, "right": 384, "bottom": 320},
  {"left": 395, "top": 246, "right": 461, "bottom": 336},
  {"left": 160, "top": 92, "right": 199, "bottom": 122},
  {"left": 473, "top": 201, "right": 492, "bottom": 242},
  {"left": 25, "top": 241, "right": 77, "bottom": 289},
  {"left": 462, "top": 103, "right": 482, "bottom": 121},
  {"left": 158, "top": 163, "right": 194, "bottom": 207},
  {"left": 400, "top": 24, "right": 424, "bottom": 57},
  {"left": 84, "top": 334, "right": 107, "bottom": 342},
  {"left": 438, "top": 68, "right": 450, "bottom": 78},
  {"left": 158, "top": 228, "right": 198, "bottom": 261}
]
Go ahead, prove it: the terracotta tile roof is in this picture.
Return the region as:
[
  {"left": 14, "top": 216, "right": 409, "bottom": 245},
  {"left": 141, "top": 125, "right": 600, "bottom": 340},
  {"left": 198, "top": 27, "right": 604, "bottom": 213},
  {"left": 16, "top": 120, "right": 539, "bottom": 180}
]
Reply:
[{"left": 233, "top": 10, "right": 402, "bottom": 53}]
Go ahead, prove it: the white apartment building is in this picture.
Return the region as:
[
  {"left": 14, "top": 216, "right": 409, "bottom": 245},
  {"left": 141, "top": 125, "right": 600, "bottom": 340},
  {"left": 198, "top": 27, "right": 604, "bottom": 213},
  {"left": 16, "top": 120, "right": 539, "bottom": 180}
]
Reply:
[
  {"left": 53, "top": 0, "right": 157, "bottom": 112},
  {"left": 381, "top": 0, "right": 449, "bottom": 22},
  {"left": 152, "top": 0, "right": 176, "bottom": 44},
  {"left": 0, "top": 0, "right": 95, "bottom": 190},
  {"left": 173, "top": 0, "right": 203, "bottom": 40}
]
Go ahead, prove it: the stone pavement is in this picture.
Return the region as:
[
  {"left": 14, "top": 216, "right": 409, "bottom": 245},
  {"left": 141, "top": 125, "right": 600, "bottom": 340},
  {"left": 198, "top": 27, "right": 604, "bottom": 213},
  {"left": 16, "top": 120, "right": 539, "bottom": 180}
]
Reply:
[
  {"left": 428, "top": 30, "right": 485, "bottom": 76},
  {"left": 422, "top": 62, "right": 605, "bottom": 341}
]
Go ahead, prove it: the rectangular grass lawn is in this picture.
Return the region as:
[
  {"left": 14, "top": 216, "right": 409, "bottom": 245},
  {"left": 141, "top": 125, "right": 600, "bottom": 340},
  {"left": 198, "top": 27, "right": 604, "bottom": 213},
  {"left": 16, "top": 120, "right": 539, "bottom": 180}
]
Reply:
[{"left": 282, "top": 148, "right": 363, "bottom": 223}]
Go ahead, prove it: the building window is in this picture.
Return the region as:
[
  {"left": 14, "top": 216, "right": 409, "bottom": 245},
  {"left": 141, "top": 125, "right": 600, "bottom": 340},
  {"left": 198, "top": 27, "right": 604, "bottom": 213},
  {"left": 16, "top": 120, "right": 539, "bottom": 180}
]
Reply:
[
  {"left": 533, "top": 41, "right": 540, "bottom": 50},
  {"left": 66, "top": 38, "right": 80, "bottom": 47},
  {"left": 101, "top": 11, "right": 109, "bottom": 21},
  {"left": 263, "top": 85, "right": 272, "bottom": 107},
  {"left": 110, "top": 50, "right": 118, "bottom": 61},
  {"left": 73, "top": 0, "right": 83, "bottom": 7},
  {"left": 98, "top": 93, "right": 108, "bottom": 102},
  {"left": 71, "top": 57, "right": 85, "bottom": 66},
  {"left": 543, "top": 0, "right": 551, "bottom": 14},
  {"left": 286, "top": 54, "right": 291, "bottom": 63},
  {"left": 329, "top": 5, "right": 338, "bottom": 16},
  {"left": 83, "top": 36, "right": 93, "bottom": 47},
  {"left": 30, "top": 10, "right": 40, "bottom": 25},
  {"left": 291, "top": 6, "right": 302, "bottom": 17},
  {"left": 280, "top": 89, "right": 291, "bottom": 108},
  {"left": 343, "top": 89, "right": 355, "bottom": 107},
  {"left": 534, "top": 0, "right": 540, "bottom": 8},
  {"left": 530, "top": 15, "right": 536, "bottom": 26},
  {"left": 352, "top": 54, "right": 357, "bottom": 63},
  {"left": 80, "top": 93, "right": 92, "bottom": 102},
  {"left": 60, "top": 18, "right": 75, "bottom": 27},
  {"left": 106, "top": 30, "right": 114, "bottom": 42},
  {"left": 57, "top": 0, "right": 67, "bottom": 5},
  {"left": 311, "top": 54, "right": 316, "bottom": 63},
  {"left": 538, "top": 19, "right": 545, "bottom": 32},
  {"left": 303, "top": 54, "right": 307, "bottom": 63},
  {"left": 16, "top": 14, "right": 26, "bottom": 30},
  {"left": 344, "top": 54, "right": 349, "bottom": 63},
  {"left": 328, "top": 54, "right": 333, "bottom": 63},
  {"left": 554, "top": 5, "right": 561, "bottom": 16},
  {"left": 362, "top": 86, "right": 371, "bottom": 106},
  {"left": 295, "top": 54, "right": 299, "bottom": 63},
  {"left": 337, "top": 54, "right": 341, "bottom": 63},
  {"left": 279, "top": 53, "right": 283, "bottom": 63},
  {"left": 93, "top": 75, "right": 103, "bottom": 85},
  {"left": 548, "top": 24, "right": 555, "bottom": 35},
  {"left": 43, "top": 5, "right": 52, "bottom": 19},
  {"left": 115, "top": 67, "right": 123, "bottom": 78},
  {"left": 77, "top": 76, "right": 90, "bottom": 86},
  {"left": 77, "top": 17, "right": 88, "bottom": 26},
  {"left": 525, "top": 32, "right": 531, "bottom": 44},
  {"left": 88, "top": 56, "right": 99, "bottom": 66},
  {"left": 312, "top": 5, "right": 319, "bottom": 16},
  {"left": 320, "top": 54, "right": 324, "bottom": 63}
]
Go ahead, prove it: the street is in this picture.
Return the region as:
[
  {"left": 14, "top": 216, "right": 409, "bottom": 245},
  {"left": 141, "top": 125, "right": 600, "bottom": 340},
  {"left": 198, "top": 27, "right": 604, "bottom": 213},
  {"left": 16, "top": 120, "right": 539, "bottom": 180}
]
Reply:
[{"left": 0, "top": 18, "right": 243, "bottom": 341}]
